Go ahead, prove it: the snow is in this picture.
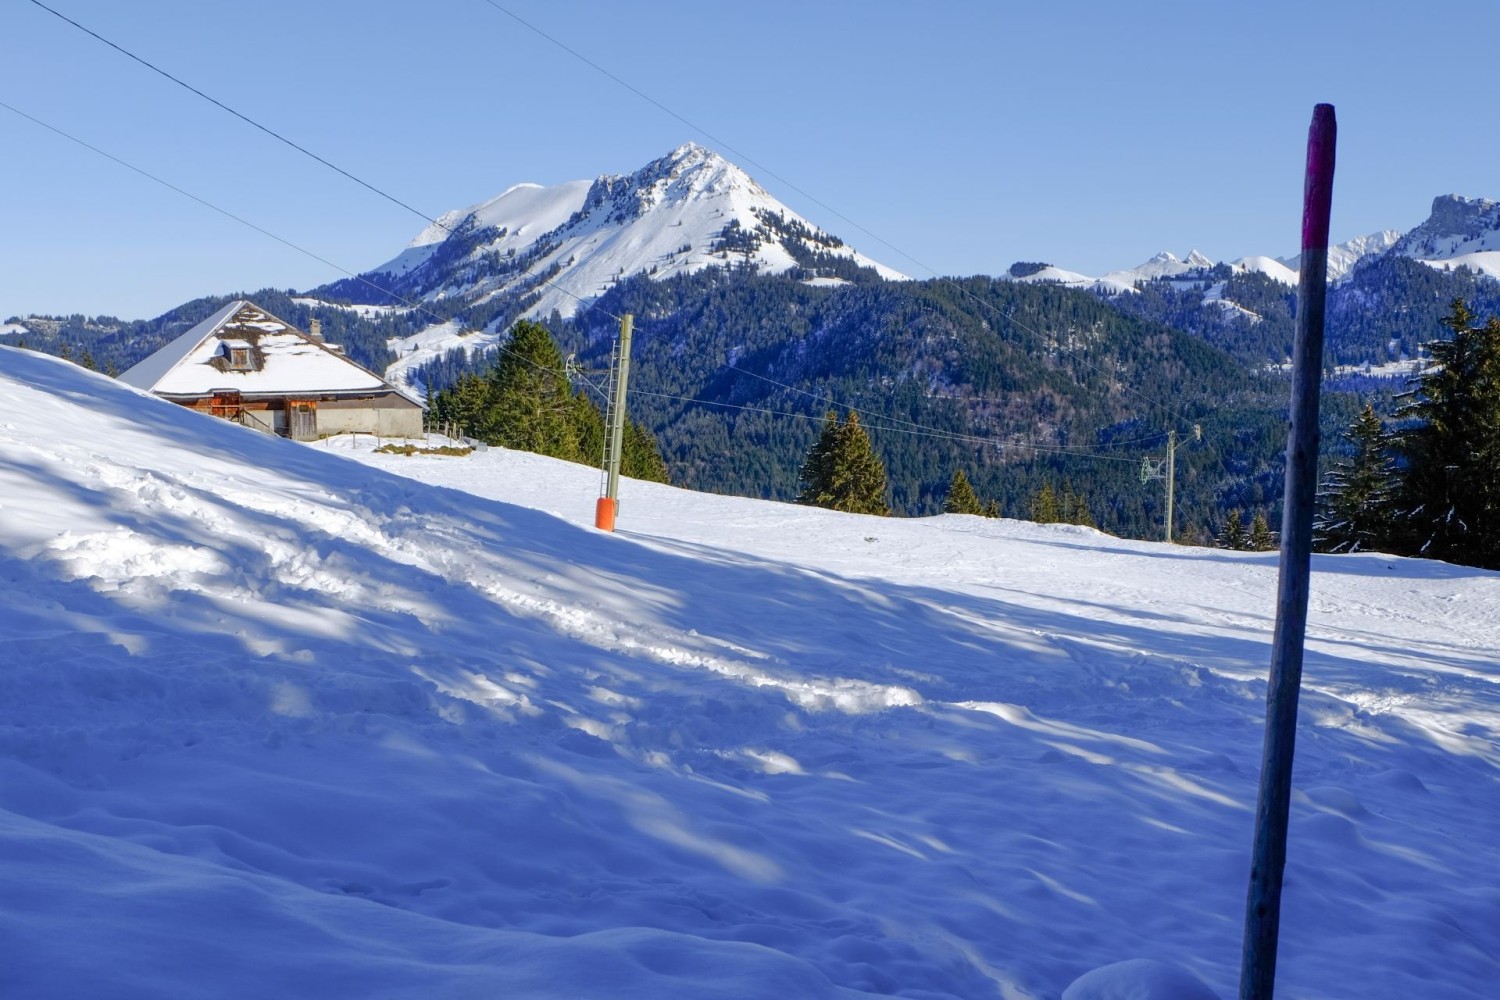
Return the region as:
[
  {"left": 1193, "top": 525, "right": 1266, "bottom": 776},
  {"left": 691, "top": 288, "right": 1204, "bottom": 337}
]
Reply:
[
  {"left": 291, "top": 297, "right": 409, "bottom": 319},
  {"left": 366, "top": 144, "right": 905, "bottom": 339},
  {"left": 1281, "top": 230, "right": 1404, "bottom": 282},
  {"left": 1, "top": 321, "right": 29, "bottom": 336},
  {"left": 410, "top": 180, "right": 594, "bottom": 252},
  {"left": 384, "top": 319, "right": 474, "bottom": 390},
  {"left": 1032, "top": 230, "right": 1405, "bottom": 297},
  {"left": 3, "top": 345, "right": 1499, "bottom": 1000},
  {"left": 1228, "top": 255, "right": 1297, "bottom": 286},
  {"left": 1417, "top": 250, "right": 1500, "bottom": 280},
  {"left": 119, "top": 300, "right": 386, "bottom": 397},
  {"left": 1100, "top": 250, "right": 1207, "bottom": 286}
]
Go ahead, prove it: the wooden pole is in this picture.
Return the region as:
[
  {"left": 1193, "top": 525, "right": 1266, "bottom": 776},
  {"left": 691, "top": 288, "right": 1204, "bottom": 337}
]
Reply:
[{"left": 1239, "top": 103, "right": 1336, "bottom": 1000}]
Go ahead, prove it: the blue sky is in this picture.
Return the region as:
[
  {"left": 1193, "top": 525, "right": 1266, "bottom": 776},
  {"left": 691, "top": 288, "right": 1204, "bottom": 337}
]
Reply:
[{"left": 3, "top": 0, "right": 1494, "bottom": 320}]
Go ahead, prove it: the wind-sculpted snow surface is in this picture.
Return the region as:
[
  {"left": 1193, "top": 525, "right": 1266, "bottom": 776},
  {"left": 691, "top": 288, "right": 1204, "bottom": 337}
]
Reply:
[{"left": 1, "top": 346, "right": 1497, "bottom": 999}]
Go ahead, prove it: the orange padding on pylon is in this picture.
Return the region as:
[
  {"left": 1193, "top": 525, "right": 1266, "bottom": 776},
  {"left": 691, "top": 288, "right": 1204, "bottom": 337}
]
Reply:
[{"left": 594, "top": 496, "right": 617, "bottom": 532}]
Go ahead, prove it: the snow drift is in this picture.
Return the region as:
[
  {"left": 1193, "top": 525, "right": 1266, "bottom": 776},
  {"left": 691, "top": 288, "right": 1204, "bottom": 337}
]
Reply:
[{"left": 1, "top": 345, "right": 1497, "bottom": 999}]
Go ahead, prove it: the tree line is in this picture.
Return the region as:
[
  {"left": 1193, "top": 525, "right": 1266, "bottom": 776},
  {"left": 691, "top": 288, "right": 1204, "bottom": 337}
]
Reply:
[
  {"left": 427, "top": 320, "right": 669, "bottom": 483},
  {"left": 1315, "top": 299, "right": 1500, "bottom": 570}
]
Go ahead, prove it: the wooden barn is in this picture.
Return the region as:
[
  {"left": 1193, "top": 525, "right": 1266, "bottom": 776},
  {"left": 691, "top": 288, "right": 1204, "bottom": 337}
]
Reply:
[{"left": 120, "top": 300, "right": 423, "bottom": 440}]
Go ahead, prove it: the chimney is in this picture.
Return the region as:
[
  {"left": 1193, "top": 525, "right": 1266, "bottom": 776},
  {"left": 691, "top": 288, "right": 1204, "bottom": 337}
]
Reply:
[{"left": 309, "top": 318, "right": 323, "bottom": 341}]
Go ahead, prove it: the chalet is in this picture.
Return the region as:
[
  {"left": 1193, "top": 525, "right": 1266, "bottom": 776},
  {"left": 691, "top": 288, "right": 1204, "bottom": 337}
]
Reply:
[{"left": 120, "top": 300, "right": 423, "bottom": 440}]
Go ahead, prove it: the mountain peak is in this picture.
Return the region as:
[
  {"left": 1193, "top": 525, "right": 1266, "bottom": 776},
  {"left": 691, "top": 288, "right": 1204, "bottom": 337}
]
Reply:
[
  {"left": 1388, "top": 194, "right": 1500, "bottom": 278},
  {"left": 335, "top": 146, "right": 904, "bottom": 382}
]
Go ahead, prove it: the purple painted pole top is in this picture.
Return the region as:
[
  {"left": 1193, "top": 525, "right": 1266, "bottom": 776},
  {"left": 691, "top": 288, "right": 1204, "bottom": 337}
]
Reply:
[{"left": 1301, "top": 104, "right": 1337, "bottom": 252}]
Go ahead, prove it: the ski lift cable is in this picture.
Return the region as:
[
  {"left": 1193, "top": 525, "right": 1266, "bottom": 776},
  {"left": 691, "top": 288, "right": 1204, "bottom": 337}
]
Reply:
[
  {"left": 24, "top": 0, "right": 455, "bottom": 238},
  {"left": 33, "top": 0, "right": 1203, "bottom": 446},
  {"left": 0, "top": 100, "right": 576, "bottom": 396},
  {"left": 477, "top": 0, "right": 1204, "bottom": 439},
  {"left": 4, "top": 97, "right": 1167, "bottom": 481},
  {"left": 8, "top": 15, "right": 1194, "bottom": 474}
]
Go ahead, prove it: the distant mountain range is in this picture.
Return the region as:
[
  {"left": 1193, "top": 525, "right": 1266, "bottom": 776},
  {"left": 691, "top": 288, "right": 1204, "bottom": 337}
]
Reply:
[{"left": 1009, "top": 194, "right": 1500, "bottom": 295}]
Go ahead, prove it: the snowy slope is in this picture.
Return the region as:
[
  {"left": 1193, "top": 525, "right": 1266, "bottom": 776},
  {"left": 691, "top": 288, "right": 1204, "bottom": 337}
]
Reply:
[
  {"left": 1279, "top": 230, "right": 1403, "bottom": 281},
  {"left": 1388, "top": 195, "right": 1500, "bottom": 280},
  {"left": 1228, "top": 255, "right": 1298, "bottom": 285},
  {"left": 2, "top": 346, "right": 1498, "bottom": 1000},
  {"left": 1008, "top": 250, "right": 1217, "bottom": 295},
  {"left": 1012, "top": 249, "right": 1260, "bottom": 296}
]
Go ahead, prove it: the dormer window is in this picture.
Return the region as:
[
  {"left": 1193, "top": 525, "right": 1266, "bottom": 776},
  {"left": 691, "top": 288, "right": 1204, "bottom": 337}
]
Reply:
[{"left": 220, "top": 339, "right": 254, "bottom": 371}]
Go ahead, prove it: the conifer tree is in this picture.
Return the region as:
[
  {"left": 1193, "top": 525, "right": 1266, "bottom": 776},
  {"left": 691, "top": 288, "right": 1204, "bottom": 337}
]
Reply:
[
  {"left": 1250, "top": 510, "right": 1276, "bottom": 551},
  {"left": 623, "top": 418, "right": 670, "bottom": 484},
  {"left": 431, "top": 371, "right": 493, "bottom": 438},
  {"left": 1221, "top": 509, "right": 1246, "bottom": 550},
  {"left": 1029, "top": 483, "right": 1060, "bottom": 524},
  {"left": 944, "top": 469, "right": 984, "bottom": 515},
  {"left": 426, "top": 321, "right": 668, "bottom": 483},
  {"left": 796, "top": 411, "right": 890, "bottom": 515},
  {"left": 483, "top": 320, "right": 583, "bottom": 460},
  {"left": 984, "top": 499, "right": 1001, "bottom": 519},
  {"left": 1059, "top": 479, "right": 1096, "bottom": 528},
  {"left": 1388, "top": 299, "right": 1500, "bottom": 568},
  {"left": 1313, "top": 403, "right": 1395, "bottom": 553}
]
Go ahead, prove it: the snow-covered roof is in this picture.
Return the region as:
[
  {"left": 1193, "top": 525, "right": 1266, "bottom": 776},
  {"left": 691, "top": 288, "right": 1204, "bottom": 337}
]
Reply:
[{"left": 120, "top": 301, "right": 397, "bottom": 399}]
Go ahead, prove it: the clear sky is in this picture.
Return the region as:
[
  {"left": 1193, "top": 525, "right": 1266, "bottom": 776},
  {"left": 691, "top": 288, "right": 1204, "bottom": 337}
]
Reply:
[{"left": 3, "top": 0, "right": 1495, "bottom": 320}]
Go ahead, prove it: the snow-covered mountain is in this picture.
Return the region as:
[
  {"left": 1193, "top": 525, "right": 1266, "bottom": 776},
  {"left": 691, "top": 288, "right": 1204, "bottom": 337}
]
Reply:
[
  {"left": 327, "top": 143, "right": 904, "bottom": 383},
  {"left": 1388, "top": 194, "right": 1500, "bottom": 279},
  {"left": 1278, "top": 229, "right": 1402, "bottom": 282},
  {"left": 1008, "top": 194, "right": 1500, "bottom": 298},
  {"left": 1010, "top": 233, "right": 1396, "bottom": 297}
]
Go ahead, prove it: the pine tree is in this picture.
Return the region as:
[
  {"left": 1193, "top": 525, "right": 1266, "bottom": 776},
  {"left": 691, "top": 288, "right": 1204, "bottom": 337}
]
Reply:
[
  {"left": 482, "top": 320, "right": 584, "bottom": 460},
  {"left": 1313, "top": 403, "right": 1395, "bottom": 553},
  {"left": 984, "top": 499, "right": 1001, "bottom": 518},
  {"left": 1387, "top": 300, "right": 1500, "bottom": 568},
  {"left": 623, "top": 418, "right": 670, "bottom": 484},
  {"left": 425, "top": 321, "right": 667, "bottom": 481},
  {"left": 796, "top": 411, "right": 839, "bottom": 506},
  {"left": 1221, "top": 509, "right": 1246, "bottom": 550},
  {"left": 1059, "top": 479, "right": 1096, "bottom": 528},
  {"left": 796, "top": 411, "right": 890, "bottom": 515},
  {"left": 1250, "top": 510, "right": 1276, "bottom": 551},
  {"left": 430, "top": 371, "right": 493, "bottom": 439},
  {"left": 1029, "top": 482, "right": 1060, "bottom": 524},
  {"left": 944, "top": 469, "right": 984, "bottom": 515}
]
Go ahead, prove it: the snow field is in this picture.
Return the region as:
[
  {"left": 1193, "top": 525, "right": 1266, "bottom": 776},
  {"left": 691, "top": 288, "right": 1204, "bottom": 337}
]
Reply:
[{"left": 1, "top": 345, "right": 1497, "bottom": 999}]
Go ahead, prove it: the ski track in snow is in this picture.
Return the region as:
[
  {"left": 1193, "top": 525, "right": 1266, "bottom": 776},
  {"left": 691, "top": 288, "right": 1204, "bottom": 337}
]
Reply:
[{"left": 2, "top": 346, "right": 1498, "bottom": 999}]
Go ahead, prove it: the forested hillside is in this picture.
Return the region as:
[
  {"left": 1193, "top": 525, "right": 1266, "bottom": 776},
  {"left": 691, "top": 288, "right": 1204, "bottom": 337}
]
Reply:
[
  {"left": 536, "top": 270, "right": 1293, "bottom": 540},
  {"left": 15, "top": 262, "right": 1480, "bottom": 544},
  {"left": 1109, "top": 255, "right": 1500, "bottom": 369}
]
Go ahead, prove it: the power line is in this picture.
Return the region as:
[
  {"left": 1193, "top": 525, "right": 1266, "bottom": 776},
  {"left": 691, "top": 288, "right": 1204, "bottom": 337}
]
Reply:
[
  {"left": 28, "top": 0, "right": 1199, "bottom": 455},
  {"left": 476, "top": 0, "right": 1203, "bottom": 437},
  {"left": 25, "top": 0, "right": 445, "bottom": 233},
  {"left": 3, "top": 91, "right": 1175, "bottom": 486},
  {"left": 10, "top": 6, "right": 1200, "bottom": 481},
  {"left": 0, "top": 99, "right": 568, "bottom": 392}
]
